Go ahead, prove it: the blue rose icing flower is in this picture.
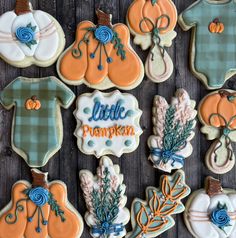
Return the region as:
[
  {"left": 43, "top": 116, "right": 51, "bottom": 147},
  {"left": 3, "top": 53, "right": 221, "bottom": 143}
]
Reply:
[
  {"left": 95, "top": 26, "right": 114, "bottom": 45},
  {"left": 29, "top": 187, "right": 49, "bottom": 207},
  {"left": 210, "top": 203, "right": 231, "bottom": 230}
]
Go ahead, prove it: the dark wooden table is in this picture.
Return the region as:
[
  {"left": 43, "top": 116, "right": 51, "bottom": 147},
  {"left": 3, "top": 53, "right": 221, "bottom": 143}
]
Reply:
[{"left": 0, "top": 0, "right": 236, "bottom": 237}]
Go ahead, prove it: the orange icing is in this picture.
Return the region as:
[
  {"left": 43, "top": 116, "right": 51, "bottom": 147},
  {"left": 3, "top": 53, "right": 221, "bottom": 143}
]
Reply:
[
  {"left": 127, "top": 0, "right": 177, "bottom": 35},
  {"left": 59, "top": 21, "right": 142, "bottom": 87}
]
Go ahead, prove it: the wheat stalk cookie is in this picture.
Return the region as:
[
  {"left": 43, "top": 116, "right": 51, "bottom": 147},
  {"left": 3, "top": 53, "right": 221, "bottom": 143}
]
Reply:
[
  {"left": 148, "top": 89, "right": 197, "bottom": 173},
  {"left": 184, "top": 177, "right": 236, "bottom": 238},
  {"left": 199, "top": 90, "right": 236, "bottom": 174},
  {"left": 57, "top": 9, "right": 144, "bottom": 90},
  {"left": 0, "top": 76, "right": 75, "bottom": 167},
  {"left": 127, "top": 0, "right": 177, "bottom": 83},
  {"left": 74, "top": 90, "right": 142, "bottom": 158},
  {"left": 179, "top": 0, "right": 236, "bottom": 89},
  {"left": 0, "top": 0, "right": 65, "bottom": 68},
  {"left": 0, "top": 169, "right": 84, "bottom": 238},
  {"left": 80, "top": 156, "right": 130, "bottom": 238},
  {"left": 126, "top": 170, "right": 191, "bottom": 238}
]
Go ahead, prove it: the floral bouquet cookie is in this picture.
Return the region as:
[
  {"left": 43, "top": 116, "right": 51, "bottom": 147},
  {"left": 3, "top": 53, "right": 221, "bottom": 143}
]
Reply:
[
  {"left": 184, "top": 176, "right": 236, "bottom": 238},
  {"left": 0, "top": 0, "right": 65, "bottom": 67},
  {"left": 80, "top": 156, "right": 130, "bottom": 238},
  {"left": 199, "top": 90, "right": 236, "bottom": 174},
  {"left": 57, "top": 9, "right": 144, "bottom": 90},
  {"left": 126, "top": 170, "right": 191, "bottom": 238},
  {"left": 127, "top": 0, "right": 177, "bottom": 83},
  {"left": 0, "top": 169, "right": 84, "bottom": 238},
  {"left": 148, "top": 89, "right": 197, "bottom": 173},
  {"left": 179, "top": 0, "right": 236, "bottom": 89}
]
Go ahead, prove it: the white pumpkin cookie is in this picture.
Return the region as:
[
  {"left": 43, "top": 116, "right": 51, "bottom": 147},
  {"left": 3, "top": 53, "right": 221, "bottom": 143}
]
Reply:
[
  {"left": 184, "top": 177, "right": 236, "bottom": 238},
  {"left": 0, "top": 0, "right": 65, "bottom": 67}
]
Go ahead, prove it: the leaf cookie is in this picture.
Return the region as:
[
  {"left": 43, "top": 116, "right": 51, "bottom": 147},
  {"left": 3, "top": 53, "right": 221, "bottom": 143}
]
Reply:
[
  {"left": 198, "top": 90, "right": 236, "bottom": 174},
  {"left": 57, "top": 9, "right": 144, "bottom": 90},
  {"left": 126, "top": 170, "right": 191, "bottom": 238},
  {"left": 148, "top": 89, "right": 197, "bottom": 173},
  {"left": 0, "top": 169, "right": 84, "bottom": 238},
  {"left": 80, "top": 156, "right": 130, "bottom": 238},
  {"left": 127, "top": 0, "right": 177, "bottom": 83}
]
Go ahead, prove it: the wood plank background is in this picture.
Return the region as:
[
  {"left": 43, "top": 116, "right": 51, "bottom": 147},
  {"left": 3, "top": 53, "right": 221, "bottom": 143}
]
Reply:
[{"left": 0, "top": 0, "right": 236, "bottom": 237}]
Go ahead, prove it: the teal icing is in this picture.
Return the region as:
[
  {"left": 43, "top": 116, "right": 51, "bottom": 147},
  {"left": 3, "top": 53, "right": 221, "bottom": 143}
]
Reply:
[
  {"left": 126, "top": 110, "right": 134, "bottom": 117},
  {"left": 117, "top": 99, "right": 125, "bottom": 105},
  {"left": 88, "top": 140, "right": 95, "bottom": 147},
  {"left": 83, "top": 107, "right": 91, "bottom": 114},
  {"left": 106, "top": 140, "right": 112, "bottom": 146},
  {"left": 125, "top": 140, "right": 132, "bottom": 147},
  {"left": 94, "top": 97, "right": 100, "bottom": 103}
]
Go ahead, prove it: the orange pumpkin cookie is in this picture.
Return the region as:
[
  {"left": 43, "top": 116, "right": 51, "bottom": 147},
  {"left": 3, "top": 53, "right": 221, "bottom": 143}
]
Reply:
[
  {"left": 198, "top": 90, "right": 236, "bottom": 174},
  {"left": 126, "top": 0, "right": 178, "bottom": 83},
  {"left": 57, "top": 10, "right": 144, "bottom": 90},
  {"left": 0, "top": 169, "right": 84, "bottom": 238}
]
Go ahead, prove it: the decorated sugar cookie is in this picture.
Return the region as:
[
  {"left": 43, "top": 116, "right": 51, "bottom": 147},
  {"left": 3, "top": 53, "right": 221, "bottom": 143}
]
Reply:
[
  {"left": 126, "top": 170, "right": 190, "bottom": 238},
  {"left": 179, "top": 0, "right": 236, "bottom": 89},
  {"left": 127, "top": 0, "right": 177, "bottom": 83},
  {"left": 80, "top": 156, "right": 130, "bottom": 238},
  {"left": 0, "top": 169, "right": 84, "bottom": 238},
  {"left": 148, "top": 89, "right": 197, "bottom": 173},
  {"left": 184, "top": 176, "right": 236, "bottom": 238},
  {"left": 74, "top": 90, "right": 142, "bottom": 158},
  {"left": 0, "top": 76, "right": 75, "bottom": 167},
  {"left": 57, "top": 9, "right": 144, "bottom": 90},
  {"left": 199, "top": 90, "right": 236, "bottom": 174},
  {"left": 0, "top": 0, "right": 65, "bottom": 68}
]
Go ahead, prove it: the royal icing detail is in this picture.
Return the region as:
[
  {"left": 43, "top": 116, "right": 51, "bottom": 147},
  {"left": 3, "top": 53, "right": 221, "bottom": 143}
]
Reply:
[
  {"left": 0, "top": 0, "right": 65, "bottom": 67},
  {"left": 74, "top": 90, "right": 142, "bottom": 158},
  {"left": 148, "top": 89, "right": 197, "bottom": 173},
  {"left": 0, "top": 169, "right": 84, "bottom": 238},
  {"left": 57, "top": 9, "right": 144, "bottom": 90},
  {"left": 199, "top": 90, "right": 236, "bottom": 174},
  {"left": 179, "top": 0, "right": 236, "bottom": 89},
  {"left": 80, "top": 156, "right": 130, "bottom": 238},
  {"left": 0, "top": 76, "right": 75, "bottom": 167},
  {"left": 184, "top": 177, "right": 236, "bottom": 238},
  {"left": 126, "top": 170, "right": 190, "bottom": 238},
  {"left": 127, "top": 0, "right": 177, "bottom": 83}
]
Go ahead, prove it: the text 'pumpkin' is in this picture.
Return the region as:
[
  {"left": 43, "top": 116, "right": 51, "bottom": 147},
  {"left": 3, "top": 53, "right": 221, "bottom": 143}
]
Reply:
[
  {"left": 57, "top": 9, "right": 144, "bottom": 90},
  {"left": 0, "top": 169, "right": 84, "bottom": 238}
]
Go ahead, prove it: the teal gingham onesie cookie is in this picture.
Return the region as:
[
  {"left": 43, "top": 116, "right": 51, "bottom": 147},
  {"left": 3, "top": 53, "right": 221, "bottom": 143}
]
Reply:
[
  {"left": 180, "top": 0, "right": 236, "bottom": 89},
  {"left": 0, "top": 76, "right": 75, "bottom": 167}
]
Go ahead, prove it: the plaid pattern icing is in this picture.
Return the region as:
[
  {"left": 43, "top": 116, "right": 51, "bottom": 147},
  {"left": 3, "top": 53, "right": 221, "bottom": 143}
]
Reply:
[
  {"left": 0, "top": 77, "right": 75, "bottom": 167},
  {"left": 181, "top": 0, "right": 236, "bottom": 88}
]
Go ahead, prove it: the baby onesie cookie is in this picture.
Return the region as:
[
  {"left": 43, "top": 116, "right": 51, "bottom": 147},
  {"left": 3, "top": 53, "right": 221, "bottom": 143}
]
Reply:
[
  {"left": 179, "top": 0, "right": 236, "bottom": 89},
  {"left": 0, "top": 76, "right": 75, "bottom": 167},
  {"left": 80, "top": 156, "right": 130, "bottom": 238},
  {"left": 199, "top": 89, "right": 236, "bottom": 174},
  {"left": 184, "top": 176, "right": 236, "bottom": 238},
  {"left": 0, "top": 169, "right": 84, "bottom": 238},
  {"left": 148, "top": 89, "right": 197, "bottom": 173},
  {"left": 57, "top": 9, "right": 144, "bottom": 90},
  {"left": 74, "top": 90, "right": 142, "bottom": 158},
  {"left": 0, "top": 0, "right": 65, "bottom": 68},
  {"left": 126, "top": 170, "right": 191, "bottom": 238},
  {"left": 127, "top": 0, "right": 177, "bottom": 83}
]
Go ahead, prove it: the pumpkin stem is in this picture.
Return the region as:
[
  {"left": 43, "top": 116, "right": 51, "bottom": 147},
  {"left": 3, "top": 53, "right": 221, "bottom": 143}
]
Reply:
[
  {"left": 31, "top": 169, "right": 49, "bottom": 189},
  {"left": 31, "top": 95, "right": 37, "bottom": 101},
  {"left": 206, "top": 177, "right": 223, "bottom": 197},
  {"left": 213, "top": 18, "right": 220, "bottom": 24},
  {"left": 96, "top": 9, "right": 112, "bottom": 27},
  {"left": 15, "top": 0, "right": 31, "bottom": 16}
]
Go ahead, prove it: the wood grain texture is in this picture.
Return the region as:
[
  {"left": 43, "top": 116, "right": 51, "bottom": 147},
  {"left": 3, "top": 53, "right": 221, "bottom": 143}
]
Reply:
[{"left": 0, "top": 0, "right": 235, "bottom": 237}]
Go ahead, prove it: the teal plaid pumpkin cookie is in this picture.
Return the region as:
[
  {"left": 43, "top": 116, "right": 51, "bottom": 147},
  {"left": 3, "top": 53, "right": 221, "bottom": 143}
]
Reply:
[
  {"left": 179, "top": 0, "right": 236, "bottom": 89},
  {"left": 0, "top": 76, "right": 75, "bottom": 167}
]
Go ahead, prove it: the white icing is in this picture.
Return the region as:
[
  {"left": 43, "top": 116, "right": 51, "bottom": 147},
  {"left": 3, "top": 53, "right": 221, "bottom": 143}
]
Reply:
[{"left": 74, "top": 90, "right": 142, "bottom": 157}]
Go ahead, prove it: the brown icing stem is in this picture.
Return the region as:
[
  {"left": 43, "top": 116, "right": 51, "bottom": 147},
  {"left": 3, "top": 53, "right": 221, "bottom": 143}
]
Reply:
[
  {"left": 219, "top": 90, "right": 232, "bottom": 97},
  {"left": 206, "top": 176, "right": 223, "bottom": 197},
  {"left": 15, "top": 0, "right": 31, "bottom": 16},
  {"left": 96, "top": 9, "right": 112, "bottom": 27},
  {"left": 31, "top": 169, "right": 49, "bottom": 189}
]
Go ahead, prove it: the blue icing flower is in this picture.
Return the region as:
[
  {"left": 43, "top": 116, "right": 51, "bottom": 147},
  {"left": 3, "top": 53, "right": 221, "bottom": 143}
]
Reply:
[
  {"left": 95, "top": 26, "right": 114, "bottom": 45},
  {"left": 16, "top": 27, "right": 35, "bottom": 44},
  {"left": 29, "top": 187, "right": 49, "bottom": 207},
  {"left": 211, "top": 205, "right": 231, "bottom": 229}
]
